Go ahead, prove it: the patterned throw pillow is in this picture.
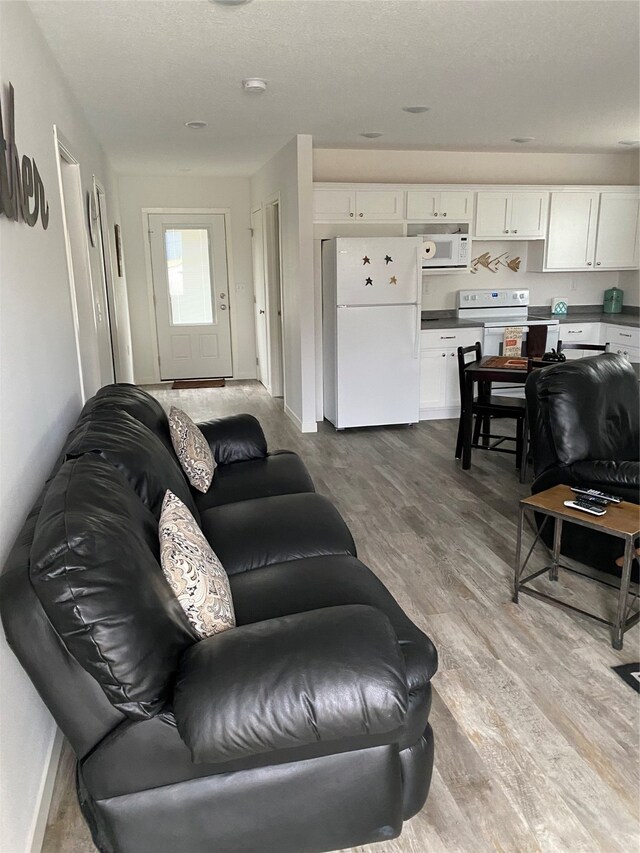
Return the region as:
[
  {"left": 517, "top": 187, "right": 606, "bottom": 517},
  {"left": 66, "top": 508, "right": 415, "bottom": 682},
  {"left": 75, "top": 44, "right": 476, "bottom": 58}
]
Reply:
[
  {"left": 159, "top": 490, "right": 235, "bottom": 639},
  {"left": 168, "top": 406, "right": 215, "bottom": 493}
]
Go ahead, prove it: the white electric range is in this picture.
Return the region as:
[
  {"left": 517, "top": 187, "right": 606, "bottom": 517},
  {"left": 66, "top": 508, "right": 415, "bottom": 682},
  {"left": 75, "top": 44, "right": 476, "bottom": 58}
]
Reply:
[{"left": 457, "top": 288, "right": 560, "bottom": 394}]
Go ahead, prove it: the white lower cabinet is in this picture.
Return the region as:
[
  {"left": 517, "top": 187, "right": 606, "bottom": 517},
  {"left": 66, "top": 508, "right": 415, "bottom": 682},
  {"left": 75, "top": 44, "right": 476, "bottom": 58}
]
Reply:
[
  {"left": 557, "top": 322, "right": 603, "bottom": 359},
  {"left": 606, "top": 324, "right": 640, "bottom": 362},
  {"left": 420, "top": 327, "right": 482, "bottom": 419}
]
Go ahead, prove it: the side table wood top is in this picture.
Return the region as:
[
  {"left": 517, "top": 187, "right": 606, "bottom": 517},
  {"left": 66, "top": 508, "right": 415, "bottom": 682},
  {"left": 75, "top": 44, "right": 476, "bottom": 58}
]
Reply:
[{"left": 520, "top": 485, "right": 640, "bottom": 538}]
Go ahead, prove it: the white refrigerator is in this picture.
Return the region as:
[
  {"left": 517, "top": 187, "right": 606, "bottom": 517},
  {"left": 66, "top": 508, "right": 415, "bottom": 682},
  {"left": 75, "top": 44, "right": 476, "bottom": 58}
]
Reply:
[{"left": 322, "top": 237, "right": 422, "bottom": 429}]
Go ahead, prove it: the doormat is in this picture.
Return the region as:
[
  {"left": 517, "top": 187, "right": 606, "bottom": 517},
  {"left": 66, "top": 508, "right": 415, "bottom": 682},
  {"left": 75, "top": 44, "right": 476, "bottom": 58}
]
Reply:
[
  {"left": 171, "top": 379, "right": 226, "bottom": 390},
  {"left": 612, "top": 663, "right": 640, "bottom": 693}
]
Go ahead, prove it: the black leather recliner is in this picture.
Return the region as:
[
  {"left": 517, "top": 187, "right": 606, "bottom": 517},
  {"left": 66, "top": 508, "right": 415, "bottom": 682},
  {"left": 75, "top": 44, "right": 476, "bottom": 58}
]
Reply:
[
  {"left": 1, "top": 384, "right": 437, "bottom": 853},
  {"left": 525, "top": 353, "right": 639, "bottom": 574}
]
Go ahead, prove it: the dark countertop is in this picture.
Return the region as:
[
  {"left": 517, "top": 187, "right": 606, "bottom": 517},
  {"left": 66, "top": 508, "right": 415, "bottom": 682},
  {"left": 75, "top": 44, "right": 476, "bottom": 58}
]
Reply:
[{"left": 421, "top": 306, "right": 640, "bottom": 331}]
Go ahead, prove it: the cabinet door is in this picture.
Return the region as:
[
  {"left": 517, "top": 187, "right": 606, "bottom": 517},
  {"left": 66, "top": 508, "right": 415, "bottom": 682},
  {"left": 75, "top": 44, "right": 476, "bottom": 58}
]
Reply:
[
  {"left": 313, "top": 189, "right": 356, "bottom": 221},
  {"left": 444, "top": 349, "right": 463, "bottom": 407},
  {"left": 419, "top": 349, "right": 448, "bottom": 408},
  {"left": 355, "top": 190, "right": 404, "bottom": 220},
  {"left": 611, "top": 344, "right": 640, "bottom": 363},
  {"left": 406, "top": 190, "right": 439, "bottom": 220},
  {"left": 510, "top": 192, "right": 548, "bottom": 238},
  {"left": 474, "top": 192, "right": 510, "bottom": 238},
  {"left": 595, "top": 193, "right": 640, "bottom": 269},
  {"left": 545, "top": 192, "right": 599, "bottom": 270},
  {"left": 440, "top": 191, "right": 473, "bottom": 221}
]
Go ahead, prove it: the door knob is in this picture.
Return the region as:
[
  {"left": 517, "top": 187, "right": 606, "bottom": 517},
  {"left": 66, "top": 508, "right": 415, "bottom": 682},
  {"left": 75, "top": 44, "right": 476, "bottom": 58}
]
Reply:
[{"left": 259, "top": 309, "right": 265, "bottom": 314}]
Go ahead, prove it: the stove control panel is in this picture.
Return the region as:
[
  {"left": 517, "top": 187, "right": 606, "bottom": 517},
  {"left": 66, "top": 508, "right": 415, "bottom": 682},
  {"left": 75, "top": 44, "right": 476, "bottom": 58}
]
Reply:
[{"left": 457, "top": 289, "right": 529, "bottom": 308}]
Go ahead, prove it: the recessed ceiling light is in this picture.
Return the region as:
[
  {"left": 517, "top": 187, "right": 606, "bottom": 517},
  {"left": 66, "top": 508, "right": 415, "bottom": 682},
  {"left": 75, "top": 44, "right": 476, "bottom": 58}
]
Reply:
[
  {"left": 242, "top": 78, "right": 267, "bottom": 93},
  {"left": 210, "top": 0, "right": 253, "bottom": 5},
  {"left": 618, "top": 139, "right": 640, "bottom": 147},
  {"left": 185, "top": 121, "right": 207, "bottom": 130},
  {"left": 510, "top": 136, "right": 535, "bottom": 143},
  {"left": 361, "top": 132, "right": 383, "bottom": 139},
  {"left": 402, "top": 106, "right": 430, "bottom": 114}
]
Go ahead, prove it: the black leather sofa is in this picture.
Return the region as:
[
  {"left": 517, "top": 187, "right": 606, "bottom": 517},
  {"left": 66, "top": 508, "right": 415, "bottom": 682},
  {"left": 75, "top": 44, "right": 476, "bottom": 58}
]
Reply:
[
  {"left": 525, "top": 353, "right": 639, "bottom": 575},
  {"left": 1, "top": 384, "right": 438, "bottom": 853}
]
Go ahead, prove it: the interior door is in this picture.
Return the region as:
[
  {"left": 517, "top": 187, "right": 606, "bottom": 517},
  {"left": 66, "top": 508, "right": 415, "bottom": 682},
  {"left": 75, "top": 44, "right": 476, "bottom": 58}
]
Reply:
[
  {"left": 149, "top": 213, "right": 232, "bottom": 380},
  {"left": 251, "top": 207, "right": 269, "bottom": 388}
]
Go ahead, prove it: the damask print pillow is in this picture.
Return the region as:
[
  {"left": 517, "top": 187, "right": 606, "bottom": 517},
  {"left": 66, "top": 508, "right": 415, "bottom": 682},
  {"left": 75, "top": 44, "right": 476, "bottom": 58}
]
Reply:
[
  {"left": 168, "top": 406, "right": 215, "bottom": 493},
  {"left": 159, "top": 490, "right": 235, "bottom": 639}
]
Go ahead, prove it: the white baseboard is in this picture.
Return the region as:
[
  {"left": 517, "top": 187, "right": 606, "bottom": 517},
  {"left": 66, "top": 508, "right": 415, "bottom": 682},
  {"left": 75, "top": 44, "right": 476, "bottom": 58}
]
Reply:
[
  {"left": 284, "top": 404, "right": 318, "bottom": 433},
  {"left": 419, "top": 406, "right": 459, "bottom": 421},
  {"left": 29, "top": 727, "right": 64, "bottom": 853}
]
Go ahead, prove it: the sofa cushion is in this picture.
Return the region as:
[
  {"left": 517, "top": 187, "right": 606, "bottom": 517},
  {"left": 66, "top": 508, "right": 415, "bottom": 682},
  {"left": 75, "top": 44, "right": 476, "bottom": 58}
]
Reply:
[
  {"left": 194, "top": 451, "right": 315, "bottom": 511},
  {"left": 81, "top": 383, "right": 174, "bottom": 453},
  {"left": 174, "top": 605, "right": 408, "bottom": 764},
  {"left": 30, "top": 455, "right": 197, "bottom": 720},
  {"left": 198, "top": 493, "right": 356, "bottom": 575},
  {"left": 168, "top": 407, "right": 215, "bottom": 493},
  {"left": 160, "top": 491, "right": 235, "bottom": 639},
  {"left": 65, "top": 408, "right": 199, "bottom": 521}
]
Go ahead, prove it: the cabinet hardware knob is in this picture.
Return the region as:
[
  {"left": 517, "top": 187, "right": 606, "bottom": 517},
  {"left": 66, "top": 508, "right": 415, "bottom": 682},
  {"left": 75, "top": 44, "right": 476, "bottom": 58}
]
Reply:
[
  {"left": 259, "top": 309, "right": 265, "bottom": 315},
  {"left": 358, "top": 212, "right": 363, "bottom": 217},
  {"left": 596, "top": 261, "right": 601, "bottom": 265},
  {"left": 442, "top": 352, "right": 446, "bottom": 357},
  {"left": 586, "top": 261, "right": 592, "bottom": 265},
  {"left": 220, "top": 304, "right": 227, "bottom": 310},
  {"left": 504, "top": 230, "right": 509, "bottom": 234},
  {"left": 513, "top": 230, "right": 518, "bottom": 233},
  {"left": 442, "top": 212, "right": 447, "bottom": 217},
  {"left": 349, "top": 212, "right": 354, "bottom": 217},
  {"left": 434, "top": 212, "right": 438, "bottom": 217}
]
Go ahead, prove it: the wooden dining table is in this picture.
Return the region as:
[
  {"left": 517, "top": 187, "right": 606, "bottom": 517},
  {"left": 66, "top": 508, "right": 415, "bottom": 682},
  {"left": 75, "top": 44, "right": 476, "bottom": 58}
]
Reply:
[{"left": 461, "top": 355, "right": 640, "bottom": 471}]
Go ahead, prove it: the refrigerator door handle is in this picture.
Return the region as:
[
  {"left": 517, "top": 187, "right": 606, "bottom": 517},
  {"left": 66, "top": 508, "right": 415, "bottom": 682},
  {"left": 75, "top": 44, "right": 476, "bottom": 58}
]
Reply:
[{"left": 413, "top": 303, "right": 421, "bottom": 358}]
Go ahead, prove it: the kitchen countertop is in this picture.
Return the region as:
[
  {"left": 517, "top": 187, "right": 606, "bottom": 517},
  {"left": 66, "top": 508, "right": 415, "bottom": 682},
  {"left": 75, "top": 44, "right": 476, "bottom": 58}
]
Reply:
[{"left": 421, "top": 307, "right": 640, "bottom": 330}]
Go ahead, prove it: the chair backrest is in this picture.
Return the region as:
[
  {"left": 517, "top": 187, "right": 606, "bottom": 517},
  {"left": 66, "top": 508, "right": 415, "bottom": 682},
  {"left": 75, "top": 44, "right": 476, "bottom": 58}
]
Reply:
[
  {"left": 558, "top": 341, "right": 610, "bottom": 353},
  {"left": 525, "top": 353, "right": 639, "bottom": 476},
  {"left": 457, "top": 342, "right": 482, "bottom": 404}
]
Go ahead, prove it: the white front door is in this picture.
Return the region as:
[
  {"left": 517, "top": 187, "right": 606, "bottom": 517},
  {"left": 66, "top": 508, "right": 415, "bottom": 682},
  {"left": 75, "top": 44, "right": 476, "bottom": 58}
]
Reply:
[{"left": 149, "top": 213, "right": 232, "bottom": 380}]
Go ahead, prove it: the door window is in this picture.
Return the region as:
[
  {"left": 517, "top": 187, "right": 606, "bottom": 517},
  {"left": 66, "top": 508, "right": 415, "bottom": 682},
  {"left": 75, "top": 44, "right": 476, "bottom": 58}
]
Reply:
[{"left": 164, "top": 228, "right": 214, "bottom": 326}]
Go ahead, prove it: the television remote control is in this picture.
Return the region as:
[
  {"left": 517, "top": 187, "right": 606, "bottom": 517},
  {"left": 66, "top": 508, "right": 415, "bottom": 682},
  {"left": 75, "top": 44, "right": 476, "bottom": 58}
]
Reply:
[
  {"left": 575, "top": 494, "right": 610, "bottom": 507},
  {"left": 564, "top": 499, "right": 607, "bottom": 517},
  {"left": 571, "top": 487, "right": 621, "bottom": 504}
]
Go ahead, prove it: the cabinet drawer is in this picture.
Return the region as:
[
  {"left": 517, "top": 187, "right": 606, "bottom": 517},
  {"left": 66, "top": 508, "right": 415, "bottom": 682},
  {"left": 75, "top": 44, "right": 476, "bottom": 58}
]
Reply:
[
  {"left": 606, "top": 325, "right": 640, "bottom": 349},
  {"left": 558, "top": 323, "right": 601, "bottom": 345},
  {"left": 421, "top": 327, "right": 482, "bottom": 350}
]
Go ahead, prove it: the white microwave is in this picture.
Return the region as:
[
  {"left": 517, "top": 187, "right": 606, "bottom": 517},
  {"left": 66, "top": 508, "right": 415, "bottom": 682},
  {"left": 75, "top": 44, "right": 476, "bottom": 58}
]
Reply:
[{"left": 420, "top": 234, "right": 471, "bottom": 269}]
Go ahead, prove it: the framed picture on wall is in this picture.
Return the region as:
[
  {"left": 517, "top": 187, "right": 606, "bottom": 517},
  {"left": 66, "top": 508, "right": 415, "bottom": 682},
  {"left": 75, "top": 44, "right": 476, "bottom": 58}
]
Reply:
[{"left": 114, "top": 223, "right": 123, "bottom": 277}]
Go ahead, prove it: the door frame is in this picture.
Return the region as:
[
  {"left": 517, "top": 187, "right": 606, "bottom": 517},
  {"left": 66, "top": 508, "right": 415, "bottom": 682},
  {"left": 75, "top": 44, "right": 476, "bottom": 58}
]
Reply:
[
  {"left": 93, "top": 177, "right": 117, "bottom": 381},
  {"left": 142, "top": 208, "right": 236, "bottom": 384},
  {"left": 262, "top": 194, "right": 285, "bottom": 399},
  {"left": 251, "top": 206, "right": 269, "bottom": 392}
]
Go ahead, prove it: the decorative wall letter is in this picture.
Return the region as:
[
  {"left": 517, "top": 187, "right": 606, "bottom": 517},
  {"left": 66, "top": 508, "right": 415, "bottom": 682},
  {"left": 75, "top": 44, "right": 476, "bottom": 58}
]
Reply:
[{"left": 0, "top": 83, "right": 49, "bottom": 229}]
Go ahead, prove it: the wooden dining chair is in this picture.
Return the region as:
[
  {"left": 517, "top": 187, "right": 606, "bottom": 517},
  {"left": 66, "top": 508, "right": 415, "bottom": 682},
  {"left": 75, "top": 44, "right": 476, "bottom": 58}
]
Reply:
[
  {"left": 455, "top": 342, "right": 526, "bottom": 468},
  {"left": 557, "top": 341, "right": 611, "bottom": 354}
]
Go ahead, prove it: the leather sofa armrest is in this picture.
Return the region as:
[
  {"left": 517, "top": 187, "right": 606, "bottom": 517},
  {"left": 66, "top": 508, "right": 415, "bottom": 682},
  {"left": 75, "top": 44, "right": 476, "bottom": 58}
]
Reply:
[
  {"left": 197, "top": 414, "right": 267, "bottom": 465},
  {"left": 173, "top": 605, "right": 408, "bottom": 764},
  {"left": 533, "top": 460, "right": 639, "bottom": 504}
]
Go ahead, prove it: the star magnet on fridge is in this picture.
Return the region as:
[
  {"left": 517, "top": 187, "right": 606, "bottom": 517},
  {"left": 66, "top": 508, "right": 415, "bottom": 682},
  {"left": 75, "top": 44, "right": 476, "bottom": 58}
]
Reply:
[
  {"left": 365, "top": 277, "right": 373, "bottom": 286},
  {"left": 362, "top": 256, "right": 370, "bottom": 265},
  {"left": 384, "top": 255, "right": 393, "bottom": 264},
  {"left": 389, "top": 276, "right": 397, "bottom": 285}
]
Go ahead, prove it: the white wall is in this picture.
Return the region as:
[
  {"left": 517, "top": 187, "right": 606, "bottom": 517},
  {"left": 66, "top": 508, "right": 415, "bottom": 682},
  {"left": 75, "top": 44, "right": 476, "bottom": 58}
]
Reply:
[
  {"left": 251, "top": 136, "right": 316, "bottom": 431},
  {"left": 0, "top": 4, "right": 127, "bottom": 851},
  {"left": 313, "top": 148, "right": 640, "bottom": 186},
  {"left": 117, "top": 174, "right": 256, "bottom": 384}
]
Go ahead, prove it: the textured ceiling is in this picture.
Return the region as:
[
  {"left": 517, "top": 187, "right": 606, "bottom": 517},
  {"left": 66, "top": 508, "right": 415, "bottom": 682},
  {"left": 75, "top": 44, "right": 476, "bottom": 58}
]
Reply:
[{"left": 28, "top": 0, "right": 640, "bottom": 177}]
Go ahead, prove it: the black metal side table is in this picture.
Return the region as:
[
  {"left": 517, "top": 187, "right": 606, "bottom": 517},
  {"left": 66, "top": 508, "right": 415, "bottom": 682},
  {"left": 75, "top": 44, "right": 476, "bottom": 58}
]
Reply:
[{"left": 514, "top": 484, "right": 639, "bottom": 649}]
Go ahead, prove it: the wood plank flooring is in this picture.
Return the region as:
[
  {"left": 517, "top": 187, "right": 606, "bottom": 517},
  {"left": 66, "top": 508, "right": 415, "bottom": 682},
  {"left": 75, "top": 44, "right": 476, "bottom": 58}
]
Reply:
[{"left": 42, "top": 381, "right": 639, "bottom": 853}]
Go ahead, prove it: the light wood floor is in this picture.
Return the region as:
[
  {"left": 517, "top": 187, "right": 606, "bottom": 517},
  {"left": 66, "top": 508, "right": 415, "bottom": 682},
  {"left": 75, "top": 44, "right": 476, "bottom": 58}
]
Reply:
[{"left": 43, "top": 381, "right": 640, "bottom": 853}]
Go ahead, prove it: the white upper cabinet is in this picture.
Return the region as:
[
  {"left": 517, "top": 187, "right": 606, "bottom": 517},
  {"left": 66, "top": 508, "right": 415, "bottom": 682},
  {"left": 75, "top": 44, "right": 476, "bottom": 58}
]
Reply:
[
  {"left": 474, "top": 191, "right": 548, "bottom": 238},
  {"left": 313, "top": 188, "right": 403, "bottom": 221},
  {"left": 595, "top": 192, "right": 640, "bottom": 269},
  {"left": 544, "top": 192, "right": 599, "bottom": 270},
  {"left": 406, "top": 190, "right": 473, "bottom": 221}
]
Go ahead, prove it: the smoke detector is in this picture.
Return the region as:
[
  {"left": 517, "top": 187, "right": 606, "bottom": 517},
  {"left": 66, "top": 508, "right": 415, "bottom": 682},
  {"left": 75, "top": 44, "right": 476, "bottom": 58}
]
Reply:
[{"left": 242, "top": 78, "right": 267, "bottom": 94}]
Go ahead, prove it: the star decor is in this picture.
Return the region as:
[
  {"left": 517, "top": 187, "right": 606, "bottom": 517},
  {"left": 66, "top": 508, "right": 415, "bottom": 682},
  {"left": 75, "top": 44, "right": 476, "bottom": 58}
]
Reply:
[
  {"left": 362, "top": 256, "right": 370, "bottom": 265},
  {"left": 389, "top": 276, "right": 397, "bottom": 285},
  {"left": 384, "top": 255, "right": 393, "bottom": 264},
  {"left": 365, "top": 277, "right": 373, "bottom": 286}
]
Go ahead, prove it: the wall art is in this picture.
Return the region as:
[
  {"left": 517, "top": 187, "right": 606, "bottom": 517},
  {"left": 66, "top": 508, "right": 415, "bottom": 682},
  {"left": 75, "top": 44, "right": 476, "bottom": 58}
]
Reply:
[
  {"left": 470, "top": 251, "right": 521, "bottom": 274},
  {"left": 0, "top": 83, "right": 49, "bottom": 229}
]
